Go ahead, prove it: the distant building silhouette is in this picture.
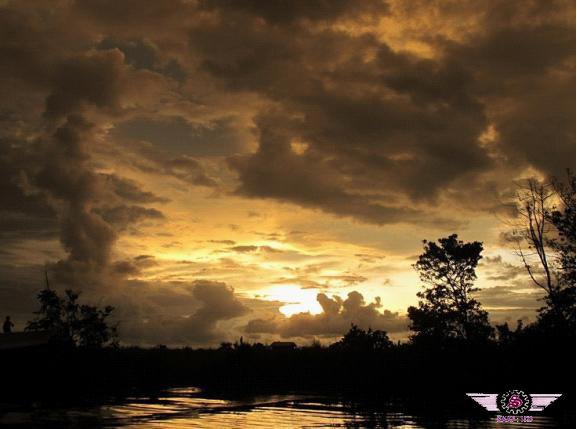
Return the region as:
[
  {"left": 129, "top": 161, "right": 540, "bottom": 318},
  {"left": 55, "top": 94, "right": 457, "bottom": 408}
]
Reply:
[{"left": 270, "top": 341, "right": 297, "bottom": 350}]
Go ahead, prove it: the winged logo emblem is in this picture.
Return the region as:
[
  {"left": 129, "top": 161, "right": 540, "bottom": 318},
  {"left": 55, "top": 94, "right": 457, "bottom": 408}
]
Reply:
[{"left": 467, "top": 392, "right": 562, "bottom": 413}]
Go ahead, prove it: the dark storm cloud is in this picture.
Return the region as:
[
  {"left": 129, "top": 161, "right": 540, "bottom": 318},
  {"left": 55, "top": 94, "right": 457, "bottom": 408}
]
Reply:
[
  {"left": 440, "top": 3, "right": 575, "bottom": 177},
  {"left": 44, "top": 50, "right": 126, "bottom": 120},
  {"left": 192, "top": 0, "right": 573, "bottom": 222},
  {"left": 103, "top": 174, "right": 169, "bottom": 204},
  {"left": 74, "top": 0, "right": 195, "bottom": 29},
  {"left": 0, "top": 4, "right": 159, "bottom": 268},
  {"left": 35, "top": 116, "right": 117, "bottom": 267},
  {"left": 188, "top": 280, "right": 249, "bottom": 326},
  {"left": 95, "top": 205, "right": 165, "bottom": 231},
  {"left": 98, "top": 38, "right": 158, "bottom": 71},
  {"left": 0, "top": 212, "right": 59, "bottom": 241},
  {"left": 0, "top": 3, "right": 67, "bottom": 88},
  {"left": 244, "top": 317, "right": 278, "bottom": 334},
  {"left": 120, "top": 280, "right": 250, "bottom": 345},
  {"left": 116, "top": 139, "right": 221, "bottom": 188},
  {"left": 476, "top": 285, "right": 543, "bottom": 310},
  {"left": 2, "top": 0, "right": 572, "bottom": 237},
  {"left": 0, "top": 144, "right": 59, "bottom": 240},
  {"left": 202, "top": 0, "right": 388, "bottom": 25},
  {"left": 228, "top": 112, "right": 426, "bottom": 225},
  {"left": 113, "top": 116, "right": 246, "bottom": 157},
  {"left": 480, "top": 255, "right": 527, "bottom": 282},
  {"left": 0, "top": 3, "right": 175, "bottom": 271},
  {"left": 188, "top": 11, "right": 493, "bottom": 217},
  {"left": 245, "top": 291, "right": 408, "bottom": 338},
  {"left": 161, "top": 156, "right": 220, "bottom": 187},
  {"left": 112, "top": 254, "right": 158, "bottom": 276}
]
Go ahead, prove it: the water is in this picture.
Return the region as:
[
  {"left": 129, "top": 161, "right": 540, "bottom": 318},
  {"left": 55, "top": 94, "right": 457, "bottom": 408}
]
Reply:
[{"left": 0, "top": 387, "right": 564, "bottom": 428}]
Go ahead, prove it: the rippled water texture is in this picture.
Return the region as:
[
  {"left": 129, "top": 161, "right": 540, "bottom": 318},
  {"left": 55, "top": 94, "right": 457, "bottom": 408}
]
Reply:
[{"left": 0, "top": 387, "right": 562, "bottom": 428}]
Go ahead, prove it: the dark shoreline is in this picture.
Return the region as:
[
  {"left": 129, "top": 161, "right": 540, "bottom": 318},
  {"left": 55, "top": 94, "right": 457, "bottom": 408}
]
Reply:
[{"left": 0, "top": 337, "right": 574, "bottom": 423}]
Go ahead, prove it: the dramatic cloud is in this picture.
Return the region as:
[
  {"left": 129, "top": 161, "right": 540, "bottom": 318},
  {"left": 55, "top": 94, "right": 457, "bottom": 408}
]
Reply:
[
  {"left": 477, "top": 285, "right": 543, "bottom": 311},
  {"left": 0, "top": 0, "right": 572, "bottom": 346},
  {"left": 120, "top": 280, "right": 250, "bottom": 345},
  {"left": 185, "top": 280, "right": 250, "bottom": 339},
  {"left": 245, "top": 291, "right": 408, "bottom": 339},
  {"left": 36, "top": 115, "right": 117, "bottom": 267},
  {"left": 103, "top": 174, "right": 168, "bottom": 204},
  {"left": 202, "top": 0, "right": 389, "bottom": 25},
  {"left": 480, "top": 255, "right": 527, "bottom": 282}
]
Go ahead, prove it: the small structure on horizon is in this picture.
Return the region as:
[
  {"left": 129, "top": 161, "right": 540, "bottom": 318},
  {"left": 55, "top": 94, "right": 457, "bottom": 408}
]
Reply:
[{"left": 270, "top": 341, "right": 297, "bottom": 350}]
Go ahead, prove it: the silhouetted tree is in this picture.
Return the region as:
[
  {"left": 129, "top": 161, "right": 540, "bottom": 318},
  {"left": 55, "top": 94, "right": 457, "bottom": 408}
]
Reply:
[
  {"left": 331, "top": 324, "right": 392, "bottom": 351},
  {"left": 548, "top": 172, "right": 576, "bottom": 286},
  {"left": 512, "top": 172, "right": 575, "bottom": 331},
  {"left": 408, "top": 235, "right": 493, "bottom": 344},
  {"left": 26, "top": 288, "right": 117, "bottom": 348},
  {"left": 219, "top": 342, "right": 233, "bottom": 351},
  {"left": 495, "top": 319, "right": 524, "bottom": 345},
  {"left": 543, "top": 172, "right": 576, "bottom": 330}
]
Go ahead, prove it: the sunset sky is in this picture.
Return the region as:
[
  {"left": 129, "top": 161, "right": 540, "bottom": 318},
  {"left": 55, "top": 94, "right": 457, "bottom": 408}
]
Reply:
[{"left": 0, "top": 0, "right": 574, "bottom": 346}]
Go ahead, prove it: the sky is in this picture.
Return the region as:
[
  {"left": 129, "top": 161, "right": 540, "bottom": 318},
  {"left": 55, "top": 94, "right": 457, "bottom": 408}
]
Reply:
[{"left": 0, "top": 0, "right": 574, "bottom": 346}]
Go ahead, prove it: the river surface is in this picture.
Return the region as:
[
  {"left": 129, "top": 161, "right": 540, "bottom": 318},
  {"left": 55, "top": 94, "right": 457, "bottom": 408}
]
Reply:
[{"left": 0, "top": 387, "right": 566, "bottom": 428}]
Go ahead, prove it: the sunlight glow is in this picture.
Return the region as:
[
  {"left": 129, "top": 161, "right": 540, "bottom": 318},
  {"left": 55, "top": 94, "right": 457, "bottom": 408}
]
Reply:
[{"left": 256, "top": 285, "right": 323, "bottom": 317}]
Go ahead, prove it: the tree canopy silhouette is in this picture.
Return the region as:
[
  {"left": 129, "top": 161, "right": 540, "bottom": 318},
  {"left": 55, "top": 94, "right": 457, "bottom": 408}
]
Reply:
[
  {"left": 330, "top": 324, "right": 392, "bottom": 352},
  {"left": 26, "top": 288, "right": 117, "bottom": 348},
  {"left": 407, "top": 234, "right": 493, "bottom": 345}
]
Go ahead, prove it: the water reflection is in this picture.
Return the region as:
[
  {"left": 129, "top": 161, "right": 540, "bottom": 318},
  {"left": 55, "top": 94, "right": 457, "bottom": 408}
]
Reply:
[{"left": 0, "top": 387, "right": 561, "bottom": 428}]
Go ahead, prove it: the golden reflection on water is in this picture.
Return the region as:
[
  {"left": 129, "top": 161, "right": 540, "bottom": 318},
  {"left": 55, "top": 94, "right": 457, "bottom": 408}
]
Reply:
[
  {"left": 0, "top": 387, "right": 561, "bottom": 428},
  {"left": 104, "top": 388, "right": 559, "bottom": 429}
]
